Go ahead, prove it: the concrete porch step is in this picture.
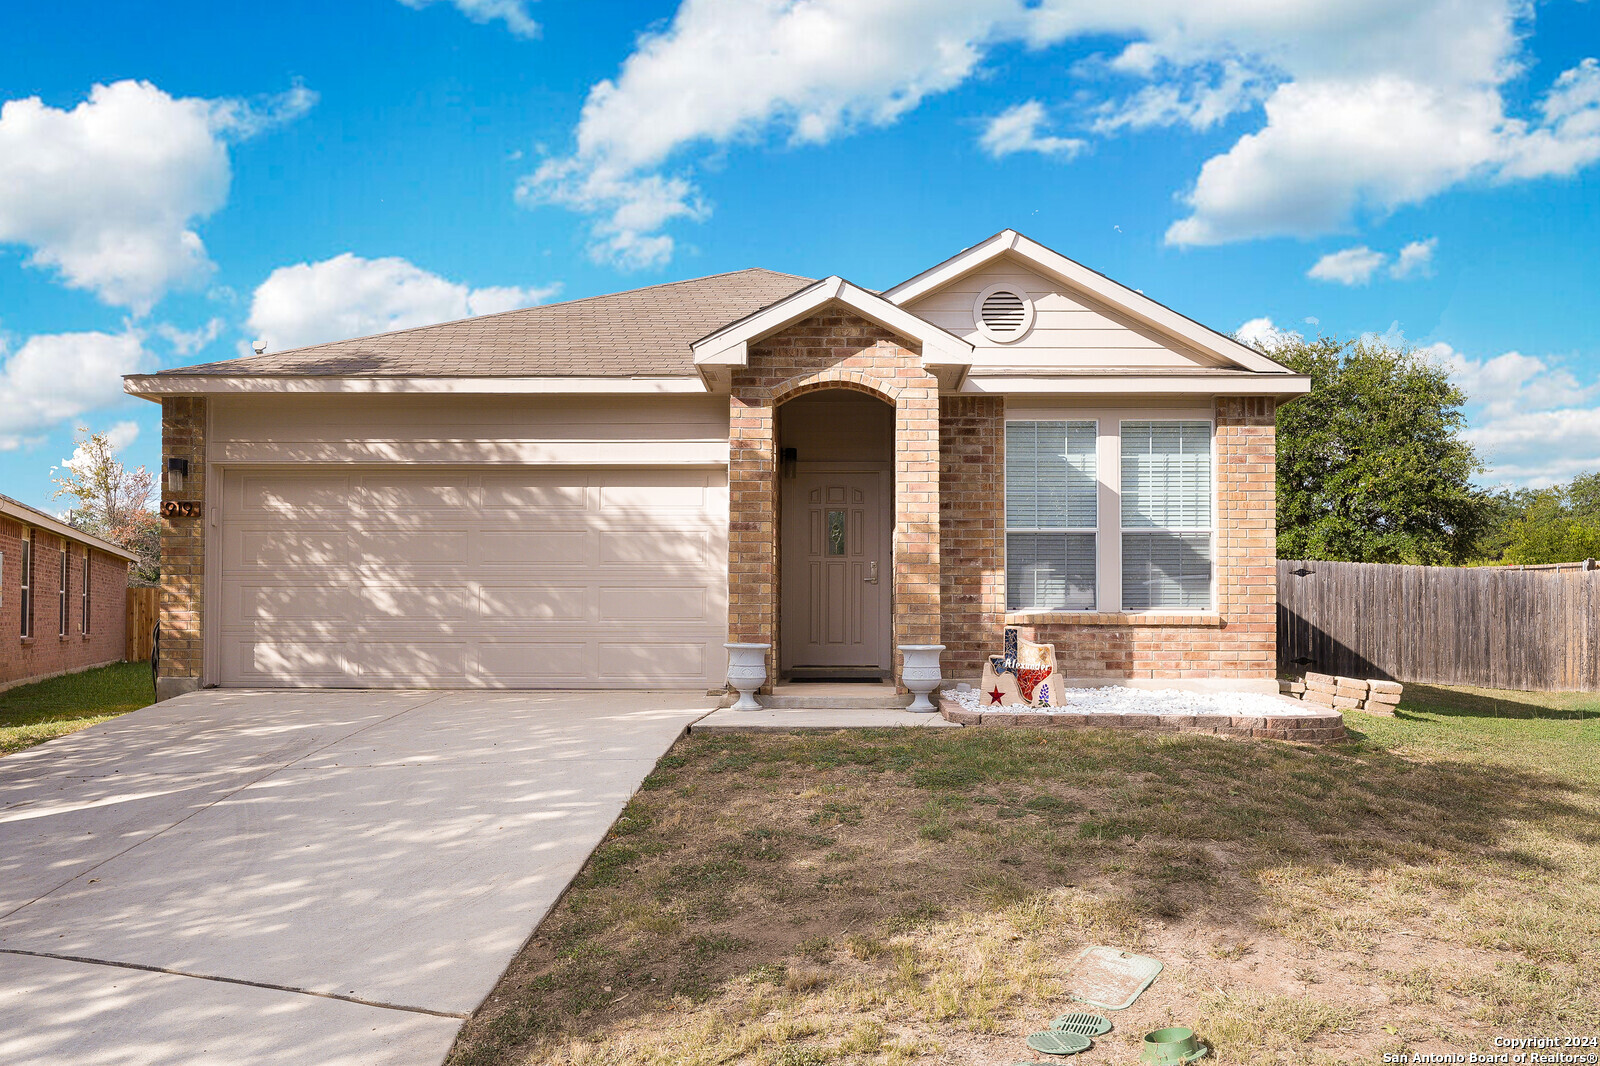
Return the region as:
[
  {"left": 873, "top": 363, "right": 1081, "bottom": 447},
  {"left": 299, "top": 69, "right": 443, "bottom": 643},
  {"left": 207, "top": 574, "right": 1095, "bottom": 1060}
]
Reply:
[{"left": 760, "top": 683, "right": 909, "bottom": 710}]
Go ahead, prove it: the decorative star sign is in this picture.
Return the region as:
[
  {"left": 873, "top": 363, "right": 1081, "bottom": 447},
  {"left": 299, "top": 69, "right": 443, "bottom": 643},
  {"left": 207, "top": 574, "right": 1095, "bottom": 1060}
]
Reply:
[{"left": 988, "top": 686, "right": 1005, "bottom": 705}]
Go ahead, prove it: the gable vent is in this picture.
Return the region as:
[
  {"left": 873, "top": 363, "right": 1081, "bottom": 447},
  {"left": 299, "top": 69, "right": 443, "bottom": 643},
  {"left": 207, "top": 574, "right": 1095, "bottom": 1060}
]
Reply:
[
  {"left": 973, "top": 284, "right": 1035, "bottom": 343},
  {"left": 981, "top": 290, "right": 1027, "bottom": 332}
]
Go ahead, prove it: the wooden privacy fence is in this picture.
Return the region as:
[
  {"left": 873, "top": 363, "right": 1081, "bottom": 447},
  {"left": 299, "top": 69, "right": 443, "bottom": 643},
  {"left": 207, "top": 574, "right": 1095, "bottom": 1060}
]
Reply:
[
  {"left": 1278, "top": 558, "right": 1600, "bottom": 692},
  {"left": 125, "top": 586, "right": 157, "bottom": 662}
]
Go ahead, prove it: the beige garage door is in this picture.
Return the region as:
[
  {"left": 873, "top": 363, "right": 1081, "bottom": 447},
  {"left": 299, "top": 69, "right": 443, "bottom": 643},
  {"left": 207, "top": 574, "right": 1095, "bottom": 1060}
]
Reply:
[{"left": 216, "top": 467, "right": 728, "bottom": 688}]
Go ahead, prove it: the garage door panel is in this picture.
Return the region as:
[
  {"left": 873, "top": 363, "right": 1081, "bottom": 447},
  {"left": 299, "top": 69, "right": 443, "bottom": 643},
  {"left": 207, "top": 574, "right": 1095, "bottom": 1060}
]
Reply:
[
  {"left": 478, "top": 585, "right": 590, "bottom": 621},
  {"left": 597, "top": 586, "right": 707, "bottom": 622},
  {"left": 354, "top": 473, "right": 476, "bottom": 511},
  {"left": 219, "top": 467, "right": 726, "bottom": 688},
  {"left": 477, "top": 642, "right": 589, "bottom": 682},
  {"left": 236, "top": 474, "right": 352, "bottom": 517},
  {"left": 227, "top": 584, "right": 357, "bottom": 625},
  {"left": 599, "top": 641, "right": 711, "bottom": 682},
  {"left": 239, "top": 641, "right": 349, "bottom": 681},
  {"left": 235, "top": 529, "right": 349, "bottom": 567},
  {"left": 355, "top": 643, "right": 470, "bottom": 682},
  {"left": 358, "top": 585, "right": 475, "bottom": 622},
  {"left": 480, "top": 475, "right": 588, "bottom": 510},
  {"left": 598, "top": 529, "right": 714, "bottom": 567}
]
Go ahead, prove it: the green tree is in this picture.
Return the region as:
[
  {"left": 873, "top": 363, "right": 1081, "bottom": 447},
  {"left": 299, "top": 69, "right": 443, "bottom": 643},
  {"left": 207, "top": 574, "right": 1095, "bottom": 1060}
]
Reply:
[
  {"left": 51, "top": 428, "right": 161, "bottom": 583},
  {"left": 1260, "top": 335, "right": 1492, "bottom": 564},
  {"left": 1498, "top": 473, "right": 1600, "bottom": 564}
]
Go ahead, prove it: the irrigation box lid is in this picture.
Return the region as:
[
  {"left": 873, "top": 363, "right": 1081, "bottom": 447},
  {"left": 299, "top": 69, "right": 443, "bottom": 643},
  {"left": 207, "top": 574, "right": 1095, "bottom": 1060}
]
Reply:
[{"left": 1066, "top": 946, "right": 1163, "bottom": 1011}]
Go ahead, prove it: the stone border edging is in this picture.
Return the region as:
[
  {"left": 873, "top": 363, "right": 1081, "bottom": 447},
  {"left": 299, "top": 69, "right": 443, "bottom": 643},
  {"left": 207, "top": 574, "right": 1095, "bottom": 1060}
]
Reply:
[{"left": 937, "top": 695, "right": 1346, "bottom": 743}]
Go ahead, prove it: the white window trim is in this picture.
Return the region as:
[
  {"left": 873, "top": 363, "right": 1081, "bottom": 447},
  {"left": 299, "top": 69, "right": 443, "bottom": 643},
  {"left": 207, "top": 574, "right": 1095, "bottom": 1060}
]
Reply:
[
  {"left": 20, "top": 532, "right": 32, "bottom": 639},
  {"left": 1005, "top": 405, "right": 1218, "bottom": 615},
  {"left": 1003, "top": 419, "right": 1099, "bottom": 611},
  {"left": 81, "top": 551, "right": 91, "bottom": 635},
  {"left": 59, "top": 546, "right": 69, "bottom": 638}
]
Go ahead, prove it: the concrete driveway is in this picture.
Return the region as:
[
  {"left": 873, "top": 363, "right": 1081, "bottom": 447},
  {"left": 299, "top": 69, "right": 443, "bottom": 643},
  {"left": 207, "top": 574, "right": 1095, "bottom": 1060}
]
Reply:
[{"left": 0, "top": 689, "right": 712, "bottom": 1065}]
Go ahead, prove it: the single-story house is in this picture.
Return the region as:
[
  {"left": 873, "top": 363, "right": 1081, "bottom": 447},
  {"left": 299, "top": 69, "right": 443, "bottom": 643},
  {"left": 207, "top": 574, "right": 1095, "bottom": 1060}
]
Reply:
[
  {"left": 1, "top": 494, "right": 136, "bottom": 691},
  {"left": 125, "top": 230, "right": 1309, "bottom": 701}
]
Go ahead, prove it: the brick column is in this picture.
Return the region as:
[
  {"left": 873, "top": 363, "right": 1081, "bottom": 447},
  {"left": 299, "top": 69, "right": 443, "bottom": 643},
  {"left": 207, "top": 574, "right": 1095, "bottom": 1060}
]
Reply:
[
  {"left": 158, "top": 396, "right": 207, "bottom": 700},
  {"left": 1214, "top": 396, "right": 1278, "bottom": 678},
  {"left": 726, "top": 393, "right": 778, "bottom": 687},
  {"left": 938, "top": 396, "right": 1005, "bottom": 679},
  {"left": 891, "top": 376, "right": 941, "bottom": 684}
]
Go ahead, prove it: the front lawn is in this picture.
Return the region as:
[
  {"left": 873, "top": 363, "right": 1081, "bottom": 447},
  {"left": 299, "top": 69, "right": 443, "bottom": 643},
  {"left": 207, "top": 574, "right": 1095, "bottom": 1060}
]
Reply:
[
  {"left": 449, "top": 684, "right": 1600, "bottom": 1066},
  {"left": 0, "top": 661, "right": 154, "bottom": 756}
]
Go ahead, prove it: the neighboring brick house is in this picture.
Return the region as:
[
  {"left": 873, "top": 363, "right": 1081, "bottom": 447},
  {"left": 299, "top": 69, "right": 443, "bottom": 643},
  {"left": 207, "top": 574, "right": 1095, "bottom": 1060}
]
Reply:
[
  {"left": 1, "top": 494, "right": 135, "bottom": 691},
  {"left": 124, "top": 230, "right": 1308, "bottom": 700}
]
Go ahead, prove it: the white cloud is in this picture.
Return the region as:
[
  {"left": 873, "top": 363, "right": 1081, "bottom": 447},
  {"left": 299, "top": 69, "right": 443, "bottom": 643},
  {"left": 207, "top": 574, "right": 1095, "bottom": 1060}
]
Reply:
[
  {"left": 1307, "top": 245, "right": 1388, "bottom": 285},
  {"left": 1427, "top": 341, "right": 1600, "bottom": 486},
  {"left": 396, "top": 0, "right": 539, "bottom": 38},
  {"left": 155, "top": 317, "right": 226, "bottom": 356},
  {"left": 1390, "top": 237, "right": 1437, "bottom": 279},
  {"left": 520, "top": 0, "right": 1017, "bottom": 266},
  {"left": 246, "top": 253, "right": 560, "bottom": 352},
  {"left": 0, "top": 330, "right": 148, "bottom": 451},
  {"left": 979, "top": 100, "right": 1085, "bottom": 158},
  {"left": 1306, "top": 237, "right": 1438, "bottom": 284},
  {"left": 524, "top": 1, "right": 1600, "bottom": 264},
  {"left": 1090, "top": 58, "right": 1267, "bottom": 133},
  {"left": 1234, "top": 316, "right": 1302, "bottom": 351},
  {"left": 0, "top": 80, "right": 315, "bottom": 313}
]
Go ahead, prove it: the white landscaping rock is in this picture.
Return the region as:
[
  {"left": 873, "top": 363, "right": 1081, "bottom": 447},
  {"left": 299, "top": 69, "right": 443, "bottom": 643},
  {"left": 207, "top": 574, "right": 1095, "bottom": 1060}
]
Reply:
[{"left": 949, "top": 685, "right": 1323, "bottom": 718}]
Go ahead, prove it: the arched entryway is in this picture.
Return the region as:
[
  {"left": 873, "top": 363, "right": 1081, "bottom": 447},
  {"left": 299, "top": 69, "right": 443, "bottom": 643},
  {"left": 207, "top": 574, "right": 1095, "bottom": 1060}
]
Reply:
[{"left": 775, "top": 389, "right": 894, "bottom": 679}]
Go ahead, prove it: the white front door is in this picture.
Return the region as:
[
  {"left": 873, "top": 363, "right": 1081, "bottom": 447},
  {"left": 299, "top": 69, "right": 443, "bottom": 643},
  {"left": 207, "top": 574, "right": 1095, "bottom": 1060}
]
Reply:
[{"left": 780, "top": 470, "right": 891, "bottom": 673}]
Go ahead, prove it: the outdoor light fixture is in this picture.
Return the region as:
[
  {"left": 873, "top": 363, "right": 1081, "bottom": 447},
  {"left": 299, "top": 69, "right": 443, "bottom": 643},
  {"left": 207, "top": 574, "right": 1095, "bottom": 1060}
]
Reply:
[
  {"left": 781, "top": 447, "right": 798, "bottom": 479},
  {"left": 166, "top": 457, "right": 188, "bottom": 493}
]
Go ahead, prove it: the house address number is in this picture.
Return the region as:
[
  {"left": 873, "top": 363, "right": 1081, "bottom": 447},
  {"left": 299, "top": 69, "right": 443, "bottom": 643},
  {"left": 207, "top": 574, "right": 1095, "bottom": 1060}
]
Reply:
[{"left": 161, "top": 501, "right": 202, "bottom": 518}]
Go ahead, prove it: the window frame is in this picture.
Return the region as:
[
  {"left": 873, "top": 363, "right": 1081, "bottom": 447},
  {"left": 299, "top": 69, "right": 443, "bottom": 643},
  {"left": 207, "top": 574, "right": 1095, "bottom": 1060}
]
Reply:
[
  {"left": 1117, "top": 418, "right": 1217, "bottom": 612},
  {"left": 1003, "top": 418, "right": 1100, "bottom": 612},
  {"left": 19, "top": 531, "right": 33, "bottom": 639},
  {"left": 59, "top": 545, "right": 69, "bottom": 638},
  {"left": 81, "top": 550, "right": 91, "bottom": 635}
]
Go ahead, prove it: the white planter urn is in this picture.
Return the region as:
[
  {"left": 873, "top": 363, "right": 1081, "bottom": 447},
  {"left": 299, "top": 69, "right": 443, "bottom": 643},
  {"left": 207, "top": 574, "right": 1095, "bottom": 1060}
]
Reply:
[
  {"left": 898, "top": 644, "right": 945, "bottom": 713},
  {"left": 723, "top": 643, "right": 771, "bottom": 711}
]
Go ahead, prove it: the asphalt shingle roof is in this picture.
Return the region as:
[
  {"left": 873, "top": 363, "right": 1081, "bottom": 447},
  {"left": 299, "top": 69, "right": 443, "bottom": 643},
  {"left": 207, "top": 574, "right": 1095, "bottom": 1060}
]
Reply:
[{"left": 161, "top": 268, "right": 813, "bottom": 378}]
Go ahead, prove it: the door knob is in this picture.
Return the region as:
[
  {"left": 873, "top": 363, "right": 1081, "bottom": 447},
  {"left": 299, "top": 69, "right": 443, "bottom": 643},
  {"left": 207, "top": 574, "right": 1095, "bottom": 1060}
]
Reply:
[{"left": 866, "top": 561, "right": 879, "bottom": 584}]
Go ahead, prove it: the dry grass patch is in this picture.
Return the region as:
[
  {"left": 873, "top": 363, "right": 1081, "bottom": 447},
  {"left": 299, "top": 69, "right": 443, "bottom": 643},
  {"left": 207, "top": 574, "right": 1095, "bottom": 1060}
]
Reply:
[{"left": 450, "top": 688, "right": 1600, "bottom": 1066}]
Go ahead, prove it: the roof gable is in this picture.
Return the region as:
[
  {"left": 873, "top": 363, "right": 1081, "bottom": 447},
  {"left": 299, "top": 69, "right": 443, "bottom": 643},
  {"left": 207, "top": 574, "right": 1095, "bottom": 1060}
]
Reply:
[
  {"left": 689, "top": 276, "right": 973, "bottom": 391},
  {"left": 885, "top": 230, "right": 1295, "bottom": 376}
]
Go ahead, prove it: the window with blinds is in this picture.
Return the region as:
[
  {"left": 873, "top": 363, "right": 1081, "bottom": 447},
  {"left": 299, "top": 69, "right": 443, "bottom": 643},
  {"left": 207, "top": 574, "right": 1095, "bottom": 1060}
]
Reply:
[
  {"left": 1120, "top": 420, "right": 1213, "bottom": 609},
  {"left": 1005, "top": 420, "right": 1097, "bottom": 610}
]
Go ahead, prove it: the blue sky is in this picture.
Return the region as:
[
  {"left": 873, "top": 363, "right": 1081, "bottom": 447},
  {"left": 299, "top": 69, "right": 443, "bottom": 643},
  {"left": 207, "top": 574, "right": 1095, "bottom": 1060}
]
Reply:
[{"left": 3, "top": 0, "right": 1598, "bottom": 512}]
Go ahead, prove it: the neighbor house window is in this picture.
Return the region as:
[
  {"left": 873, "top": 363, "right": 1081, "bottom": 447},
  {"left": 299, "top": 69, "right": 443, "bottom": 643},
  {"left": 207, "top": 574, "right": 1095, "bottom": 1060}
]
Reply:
[
  {"left": 19, "top": 532, "right": 32, "bottom": 638},
  {"left": 1005, "top": 421, "right": 1098, "bottom": 610},
  {"left": 1121, "top": 420, "right": 1213, "bottom": 610},
  {"left": 81, "top": 552, "right": 91, "bottom": 635},
  {"left": 59, "top": 546, "right": 69, "bottom": 637}
]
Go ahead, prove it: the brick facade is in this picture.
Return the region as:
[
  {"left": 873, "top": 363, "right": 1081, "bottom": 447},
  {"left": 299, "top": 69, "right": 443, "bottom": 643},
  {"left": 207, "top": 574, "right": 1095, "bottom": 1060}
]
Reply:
[
  {"left": 1, "top": 518, "right": 129, "bottom": 689},
  {"left": 939, "top": 395, "right": 1279, "bottom": 681},
  {"left": 158, "top": 396, "right": 207, "bottom": 700},
  {"left": 727, "top": 311, "right": 940, "bottom": 689}
]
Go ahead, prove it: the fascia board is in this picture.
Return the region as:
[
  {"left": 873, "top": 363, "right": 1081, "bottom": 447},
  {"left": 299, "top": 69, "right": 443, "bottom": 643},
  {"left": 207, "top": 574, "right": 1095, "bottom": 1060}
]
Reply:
[
  {"left": 960, "top": 373, "right": 1312, "bottom": 396},
  {"left": 123, "top": 375, "right": 711, "bottom": 397},
  {"left": 0, "top": 500, "right": 140, "bottom": 562}
]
